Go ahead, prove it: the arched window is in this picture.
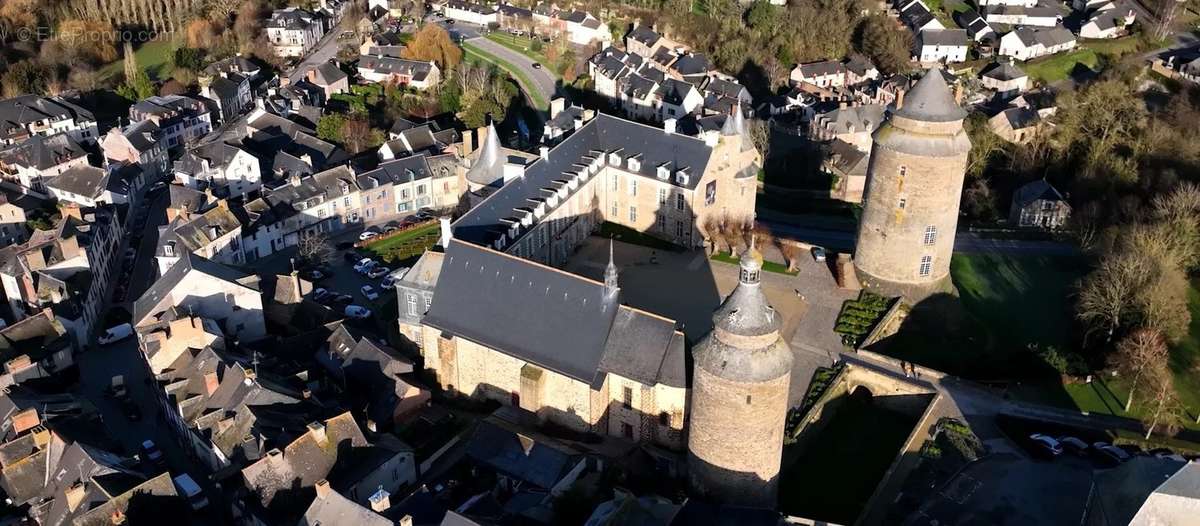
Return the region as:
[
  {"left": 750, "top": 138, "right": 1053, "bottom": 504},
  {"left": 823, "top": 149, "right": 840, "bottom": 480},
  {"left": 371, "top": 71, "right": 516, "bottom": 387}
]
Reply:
[{"left": 923, "top": 225, "right": 937, "bottom": 245}]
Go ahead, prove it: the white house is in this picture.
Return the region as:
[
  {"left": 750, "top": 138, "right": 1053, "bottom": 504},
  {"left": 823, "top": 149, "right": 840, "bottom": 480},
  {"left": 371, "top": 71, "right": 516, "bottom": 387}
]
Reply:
[
  {"left": 955, "top": 9, "right": 997, "bottom": 42},
  {"left": 899, "top": 0, "right": 947, "bottom": 32},
  {"left": 789, "top": 60, "right": 847, "bottom": 88},
  {"left": 982, "top": 2, "right": 1061, "bottom": 27},
  {"left": 559, "top": 10, "right": 610, "bottom": 46},
  {"left": 173, "top": 141, "right": 263, "bottom": 197},
  {"left": 1079, "top": 6, "right": 1135, "bottom": 39},
  {"left": 133, "top": 251, "right": 265, "bottom": 342},
  {"left": 0, "top": 95, "right": 98, "bottom": 146},
  {"left": 265, "top": 8, "right": 326, "bottom": 58},
  {"left": 441, "top": 0, "right": 498, "bottom": 25},
  {"left": 657, "top": 79, "right": 704, "bottom": 121},
  {"left": 129, "top": 95, "right": 213, "bottom": 150},
  {"left": 917, "top": 29, "right": 969, "bottom": 64},
  {"left": 980, "top": 61, "right": 1029, "bottom": 95},
  {"left": 44, "top": 165, "right": 133, "bottom": 208},
  {"left": 999, "top": 25, "right": 1076, "bottom": 61},
  {"left": 357, "top": 55, "right": 442, "bottom": 90},
  {"left": 1, "top": 134, "right": 90, "bottom": 193}
]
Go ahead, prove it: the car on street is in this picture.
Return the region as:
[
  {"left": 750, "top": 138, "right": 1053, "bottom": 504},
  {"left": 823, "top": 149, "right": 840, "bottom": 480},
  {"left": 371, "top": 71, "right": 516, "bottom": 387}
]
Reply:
[
  {"left": 1057, "top": 436, "right": 1089, "bottom": 455},
  {"left": 367, "top": 266, "right": 390, "bottom": 279},
  {"left": 811, "top": 246, "right": 827, "bottom": 262},
  {"left": 332, "top": 293, "right": 354, "bottom": 304},
  {"left": 361, "top": 285, "right": 380, "bottom": 301},
  {"left": 344, "top": 305, "right": 372, "bottom": 319},
  {"left": 1029, "top": 434, "right": 1062, "bottom": 458},
  {"left": 312, "top": 288, "right": 331, "bottom": 302},
  {"left": 531, "top": 62, "right": 541, "bottom": 69},
  {"left": 141, "top": 440, "right": 165, "bottom": 469},
  {"left": 356, "top": 260, "right": 379, "bottom": 275},
  {"left": 302, "top": 268, "right": 330, "bottom": 281},
  {"left": 98, "top": 323, "right": 134, "bottom": 345},
  {"left": 414, "top": 210, "right": 435, "bottom": 221}
]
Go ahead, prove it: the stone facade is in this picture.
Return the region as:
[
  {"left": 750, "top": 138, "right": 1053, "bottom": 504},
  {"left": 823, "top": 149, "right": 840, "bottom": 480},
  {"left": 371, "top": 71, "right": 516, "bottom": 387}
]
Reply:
[
  {"left": 854, "top": 72, "right": 971, "bottom": 301},
  {"left": 418, "top": 327, "right": 688, "bottom": 450}
]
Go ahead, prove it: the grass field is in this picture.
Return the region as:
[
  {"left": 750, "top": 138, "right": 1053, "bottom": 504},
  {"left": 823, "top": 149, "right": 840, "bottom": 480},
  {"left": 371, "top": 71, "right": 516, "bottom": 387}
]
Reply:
[
  {"left": 880, "top": 253, "right": 1086, "bottom": 379},
  {"left": 100, "top": 38, "right": 178, "bottom": 83},
  {"left": 1023, "top": 48, "right": 1099, "bottom": 84},
  {"left": 462, "top": 43, "right": 548, "bottom": 110},
  {"left": 778, "top": 395, "right": 917, "bottom": 524},
  {"left": 362, "top": 223, "right": 439, "bottom": 262},
  {"left": 711, "top": 251, "right": 798, "bottom": 275},
  {"left": 485, "top": 32, "right": 552, "bottom": 69}
]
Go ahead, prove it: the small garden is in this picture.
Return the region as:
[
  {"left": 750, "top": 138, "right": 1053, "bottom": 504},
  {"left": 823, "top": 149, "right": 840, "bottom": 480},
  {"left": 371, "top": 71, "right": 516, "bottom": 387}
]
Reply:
[
  {"left": 362, "top": 222, "right": 440, "bottom": 264},
  {"left": 834, "top": 291, "right": 893, "bottom": 348},
  {"left": 710, "top": 251, "right": 797, "bottom": 275}
]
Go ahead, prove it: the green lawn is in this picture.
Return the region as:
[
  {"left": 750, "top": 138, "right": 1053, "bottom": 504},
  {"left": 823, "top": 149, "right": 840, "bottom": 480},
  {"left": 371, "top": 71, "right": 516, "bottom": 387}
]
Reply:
[
  {"left": 100, "top": 38, "right": 179, "bottom": 83},
  {"left": 462, "top": 43, "right": 549, "bottom": 110},
  {"left": 362, "top": 223, "right": 440, "bottom": 262},
  {"left": 485, "top": 32, "right": 552, "bottom": 69},
  {"left": 1023, "top": 49, "right": 1099, "bottom": 84},
  {"left": 879, "top": 253, "right": 1085, "bottom": 379},
  {"left": 711, "top": 251, "right": 798, "bottom": 275},
  {"left": 779, "top": 395, "right": 917, "bottom": 524}
]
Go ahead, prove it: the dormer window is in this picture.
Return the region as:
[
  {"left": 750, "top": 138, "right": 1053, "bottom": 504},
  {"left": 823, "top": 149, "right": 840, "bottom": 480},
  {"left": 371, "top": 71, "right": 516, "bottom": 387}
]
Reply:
[
  {"left": 675, "top": 169, "right": 690, "bottom": 186},
  {"left": 164, "top": 241, "right": 176, "bottom": 257},
  {"left": 627, "top": 157, "right": 641, "bottom": 172},
  {"left": 608, "top": 152, "right": 622, "bottom": 165},
  {"left": 656, "top": 165, "right": 670, "bottom": 180}
]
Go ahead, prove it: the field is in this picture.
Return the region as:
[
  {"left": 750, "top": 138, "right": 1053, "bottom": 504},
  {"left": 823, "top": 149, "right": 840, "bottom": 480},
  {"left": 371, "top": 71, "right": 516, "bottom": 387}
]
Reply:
[
  {"left": 1023, "top": 49, "right": 1099, "bottom": 84},
  {"left": 880, "top": 253, "right": 1086, "bottom": 380},
  {"left": 100, "top": 38, "right": 178, "bottom": 82}
]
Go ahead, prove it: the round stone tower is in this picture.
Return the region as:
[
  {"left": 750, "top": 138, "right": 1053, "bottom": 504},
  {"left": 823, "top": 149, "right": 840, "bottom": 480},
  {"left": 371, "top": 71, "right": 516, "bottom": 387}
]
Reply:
[
  {"left": 688, "top": 243, "right": 793, "bottom": 509},
  {"left": 854, "top": 70, "right": 971, "bottom": 301}
]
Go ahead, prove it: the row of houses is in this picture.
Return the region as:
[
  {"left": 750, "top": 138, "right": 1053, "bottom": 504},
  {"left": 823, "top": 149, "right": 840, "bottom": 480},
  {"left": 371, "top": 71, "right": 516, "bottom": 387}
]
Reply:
[
  {"left": 264, "top": 0, "right": 352, "bottom": 58},
  {"left": 435, "top": 1, "right": 611, "bottom": 46}
]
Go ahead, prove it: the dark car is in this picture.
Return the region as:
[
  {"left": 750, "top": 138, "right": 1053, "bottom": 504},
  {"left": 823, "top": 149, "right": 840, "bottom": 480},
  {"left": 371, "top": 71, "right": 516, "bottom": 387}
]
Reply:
[
  {"left": 531, "top": 62, "right": 541, "bottom": 69},
  {"left": 301, "top": 268, "right": 331, "bottom": 281},
  {"left": 1091, "top": 442, "right": 1131, "bottom": 467},
  {"left": 1057, "top": 436, "right": 1089, "bottom": 456}
]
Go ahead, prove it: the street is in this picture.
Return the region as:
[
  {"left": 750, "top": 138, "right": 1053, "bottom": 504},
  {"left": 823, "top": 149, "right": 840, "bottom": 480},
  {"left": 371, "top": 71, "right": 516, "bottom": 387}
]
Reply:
[{"left": 427, "top": 16, "right": 558, "bottom": 109}]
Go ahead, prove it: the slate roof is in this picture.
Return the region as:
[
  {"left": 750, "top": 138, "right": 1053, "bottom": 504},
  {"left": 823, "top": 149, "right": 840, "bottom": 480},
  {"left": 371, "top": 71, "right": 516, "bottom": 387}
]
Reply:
[
  {"left": 895, "top": 70, "right": 967, "bottom": 123},
  {"left": 795, "top": 60, "right": 845, "bottom": 79},
  {"left": 826, "top": 138, "right": 869, "bottom": 177},
  {"left": 920, "top": 28, "right": 968, "bottom": 47},
  {"left": 671, "top": 53, "right": 712, "bottom": 77},
  {"left": 981, "top": 61, "right": 1027, "bottom": 81},
  {"left": 452, "top": 113, "right": 714, "bottom": 247},
  {"left": 422, "top": 240, "right": 685, "bottom": 388},
  {"left": 465, "top": 417, "right": 581, "bottom": 489},
  {"left": 311, "top": 61, "right": 348, "bottom": 86},
  {"left": 133, "top": 251, "right": 256, "bottom": 326},
  {"left": 357, "top": 155, "right": 433, "bottom": 189},
  {"left": 265, "top": 7, "right": 322, "bottom": 30},
  {"left": 358, "top": 55, "right": 435, "bottom": 82},
  {"left": 1009, "top": 25, "right": 1076, "bottom": 48},
  {"left": 44, "top": 165, "right": 109, "bottom": 199},
  {"left": 627, "top": 26, "right": 661, "bottom": 47},
  {"left": 120, "top": 120, "right": 161, "bottom": 152},
  {"left": 303, "top": 488, "right": 392, "bottom": 526},
  {"left": 1011, "top": 178, "right": 1065, "bottom": 207},
  {"left": 174, "top": 140, "right": 247, "bottom": 176},
  {"left": 3, "top": 133, "right": 88, "bottom": 169},
  {"left": 0, "top": 95, "right": 94, "bottom": 142},
  {"left": 156, "top": 203, "right": 242, "bottom": 258}
]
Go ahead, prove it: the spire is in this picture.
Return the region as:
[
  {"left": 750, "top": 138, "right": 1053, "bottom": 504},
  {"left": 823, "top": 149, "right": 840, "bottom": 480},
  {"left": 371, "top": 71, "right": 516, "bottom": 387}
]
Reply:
[
  {"left": 720, "top": 101, "right": 753, "bottom": 151},
  {"left": 604, "top": 239, "right": 619, "bottom": 299},
  {"left": 465, "top": 119, "right": 504, "bottom": 185},
  {"left": 894, "top": 69, "right": 967, "bottom": 123},
  {"left": 738, "top": 236, "right": 763, "bottom": 286}
]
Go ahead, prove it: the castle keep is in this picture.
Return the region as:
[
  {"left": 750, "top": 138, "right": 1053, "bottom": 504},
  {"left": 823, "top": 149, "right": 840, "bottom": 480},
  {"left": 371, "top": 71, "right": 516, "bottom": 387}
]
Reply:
[{"left": 854, "top": 71, "right": 971, "bottom": 301}]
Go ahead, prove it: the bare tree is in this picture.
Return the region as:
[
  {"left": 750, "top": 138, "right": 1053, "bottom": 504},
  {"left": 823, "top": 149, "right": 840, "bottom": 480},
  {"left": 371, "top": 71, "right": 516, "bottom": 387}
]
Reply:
[
  {"left": 297, "top": 232, "right": 334, "bottom": 267},
  {"left": 1111, "top": 328, "right": 1169, "bottom": 411},
  {"left": 1143, "top": 361, "right": 1186, "bottom": 440},
  {"left": 1076, "top": 251, "right": 1147, "bottom": 342}
]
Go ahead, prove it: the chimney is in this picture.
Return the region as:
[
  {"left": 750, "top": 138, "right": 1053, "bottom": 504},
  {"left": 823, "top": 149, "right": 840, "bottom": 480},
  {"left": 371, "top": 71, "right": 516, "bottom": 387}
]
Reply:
[
  {"left": 307, "top": 421, "right": 328, "bottom": 446},
  {"left": 895, "top": 89, "right": 905, "bottom": 110},
  {"left": 369, "top": 488, "right": 391, "bottom": 512},
  {"left": 439, "top": 217, "right": 453, "bottom": 248},
  {"left": 299, "top": 153, "right": 314, "bottom": 167},
  {"left": 839, "top": 100, "right": 848, "bottom": 109},
  {"left": 550, "top": 97, "right": 565, "bottom": 118},
  {"left": 280, "top": 76, "right": 291, "bottom": 87},
  {"left": 306, "top": 68, "right": 317, "bottom": 82},
  {"left": 65, "top": 483, "right": 87, "bottom": 512},
  {"left": 462, "top": 131, "right": 475, "bottom": 156},
  {"left": 11, "top": 408, "right": 39, "bottom": 435},
  {"left": 539, "top": 145, "right": 550, "bottom": 161},
  {"left": 290, "top": 173, "right": 302, "bottom": 187},
  {"left": 398, "top": 515, "right": 414, "bottom": 526},
  {"left": 573, "top": 116, "right": 583, "bottom": 130},
  {"left": 314, "top": 479, "right": 331, "bottom": 499},
  {"left": 31, "top": 425, "right": 50, "bottom": 449},
  {"left": 203, "top": 371, "right": 219, "bottom": 396},
  {"left": 663, "top": 118, "right": 676, "bottom": 134}
]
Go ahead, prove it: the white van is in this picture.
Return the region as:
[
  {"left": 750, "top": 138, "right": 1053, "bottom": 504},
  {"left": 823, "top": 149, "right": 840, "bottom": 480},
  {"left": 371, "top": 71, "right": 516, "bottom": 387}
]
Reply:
[
  {"left": 173, "top": 474, "right": 208, "bottom": 510},
  {"left": 97, "top": 323, "right": 134, "bottom": 345}
]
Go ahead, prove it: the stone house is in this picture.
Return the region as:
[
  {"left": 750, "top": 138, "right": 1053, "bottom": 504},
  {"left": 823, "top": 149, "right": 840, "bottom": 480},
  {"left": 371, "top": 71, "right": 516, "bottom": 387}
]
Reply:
[
  {"left": 129, "top": 95, "right": 213, "bottom": 150},
  {"left": 43, "top": 165, "right": 132, "bottom": 208},
  {"left": 999, "top": 25, "right": 1076, "bottom": 61},
  {"left": 1009, "top": 178, "right": 1071, "bottom": 229},
  {"left": 790, "top": 60, "right": 847, "bottom": 88},
  {"left": 265, "top": 8, "right": 326, "bottom": 58},
  {"left": 826, "top": 138, "right": 870, "bottom": 203},
  {"left": 395, "top": 248, "right": 443, "bottom": 345},
  {"left": 0, "top": 134, "right": 91, "bottom": 193},
  {"left": 354, "top": 155, "right": 440, "bottom": 222},
  {"left": 200, "top": 70, "right": 253, "bottom": 123},
  {"left": 133, "top": 251, "right": 265, "bottom": 342},
  {"left": 809, "top": 103, "right": 887, "bottom": 152},
  {"left": 0, "top": 95, "right": 98, "bottom": 146},
  {"left": 980, "top": 61, "right": 1028, "bottom": 96},
  {"left": 988, "top": 106, "right": 1044, "bottom": 143},
  {"left": 155, "top": 200, "right": 245, "bottom": 275},
  {"left": 625, "top": 24, "right": 664, "bottom": 57},
  {"left": 305, "top": 61, "right": 351, "bottom": 101},
  {"left": 0, "top": 310, "right": 76, "bottom": 386},
  {"left": 0, "top": 193, "right": 28, "bottom": 247},
  {"left": 173, "top": 140, "right": 263, "bottom": 197},
  {"left": 419, "top": 239, "right": 689, "bottom": 449}
]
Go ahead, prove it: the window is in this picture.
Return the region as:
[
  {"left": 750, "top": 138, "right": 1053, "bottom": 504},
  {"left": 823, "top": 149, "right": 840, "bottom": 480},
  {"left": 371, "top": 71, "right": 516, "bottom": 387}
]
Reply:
[
  {"left": 898, "top": 197, "right": 907, "bottom": 209},
  {"left": 629, "top": 206, "right": 637, "bottom": 222},
  {"left": 675, "top": 194, "right": 685, "bottom": 211},
  {"left": 656, "top": 213, "right": 665, "bottom": 231},
  {"left": 622, "top": 386, "right": 633, "bottom": 409},
  {"left": 657, "top": 187, "right": 667, "bottom": 205},
  {"left": 628, "top": 179, "right": 637, "bottom": 196},
  {"left": 923, "top": 225, "right": 937, "bottom": 245},
  {"left": 622, "top": 423, "right": 634, "bottom": 438},
  {"left": 343, "top": 197, "right": 350, "bottom": 207},
  {"left": 919, "top": 255, "right": 932, "bottom": 277},
  {"left": 675, "top": 220, "right": 685, "bottom": 237},
  {"left": 610, "top": 202, "right": 618, "bottom": 217},
  {"left": 659, "top": 412, "right": 670, "bottom": 426},
  {"left": 407, "top": 294, "right": 417, "bottom": 315},
  {"left": 401, "top": 188, "right": 410, "bottom": 199},
  {"left": 611, "top": 173, "right": 618, "bottom": 191},
  {"left": 899, "top": 166, "right": 907, "bottom": 178},
  {"left": 425, "top": 296, "right": 432, "bottom": 308},
  {"left": 417, "top": 185, "right": 426, "bottom": 195},
  {"left": 746, "top": 394, "right": 752, "bottom": 405}
]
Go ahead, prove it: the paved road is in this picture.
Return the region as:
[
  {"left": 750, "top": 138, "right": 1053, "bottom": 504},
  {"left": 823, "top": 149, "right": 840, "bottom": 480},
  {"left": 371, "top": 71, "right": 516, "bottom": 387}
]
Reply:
[
  {"left": 288, "top": 27, "right": 348, "bottom": 85},
  {"left": 758, "top": 219, "right": 1080, "bottom": 256},
  {"left": 461, "top": 35, "right": 557, "bottom": 109}
]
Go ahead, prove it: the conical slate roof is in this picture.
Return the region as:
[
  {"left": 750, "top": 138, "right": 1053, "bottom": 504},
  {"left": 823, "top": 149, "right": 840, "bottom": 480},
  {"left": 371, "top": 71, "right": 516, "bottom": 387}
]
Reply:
[
  {"left": 719, "top": 101, "right": 753, "bottom": 151},
  {"left": 466, "top": 121, "right": 504, "bottom": 185},
  {"left": 896, "top": 69, "right": 967, "bottom": 123}
]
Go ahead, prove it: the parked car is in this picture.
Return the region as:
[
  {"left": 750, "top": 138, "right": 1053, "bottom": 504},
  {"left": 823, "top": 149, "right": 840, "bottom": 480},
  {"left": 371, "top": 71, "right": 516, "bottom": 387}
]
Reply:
[
  {"left": 384, "top": 226, "right": 398, "bottom": 233},
  {"left": 140, "top": 440, "right": 165, "bottom": 468},
  {"left": 354, "top": 258, "right": 376, "bottom": 273},
  {"left": 332, "top": 293, "right": 354, "bottom": 304},
  {"left": 173, "top": 474, "right": 209, "bottom": 510},
  {"left": 367, "top": 266, "right": 390, "bottom": 279},
  {"left": 1091, "top": 442, "right": 1131, "bottom": 467},
  {"left": 98, "top": 323, "right": 134, "bottom": 345},
  {"left": 359, "top": 229, "right": 379, "bottom": 241},
  {"left": 531, "top": 62, "right": 541, "bottom": 69},
  {"left": 344, "top": 305, "right": 372, "bottom": 319},
  {"left": 1151, "top": 448, "right": 1186, "bottom": 461},
  {"left": 312, "top": 288, "right": 331, "bottom": 302},
  {"left": 1058, "top": 436, "right": 1089, "bottom": 455},
  {"left": 811, "top": 246, "right": 827, "bottom": 262},
  {"left": 414, "top": 210, "right": 435, "bottom": 221},
  {"left": 361, "top": 285, "right": 380, "bottom": 301},
  {"left": 302, "top": 268, "right": 330, "bottom": 281},
  {"left": 381, "top": 275, "right": 398, "bottom": 289},
  {"left": 1029, "top": 434, "right": 1062, "bottom": 458},
  {"left": 105, "top": 375, "right": 128, "bottom": 399}
]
